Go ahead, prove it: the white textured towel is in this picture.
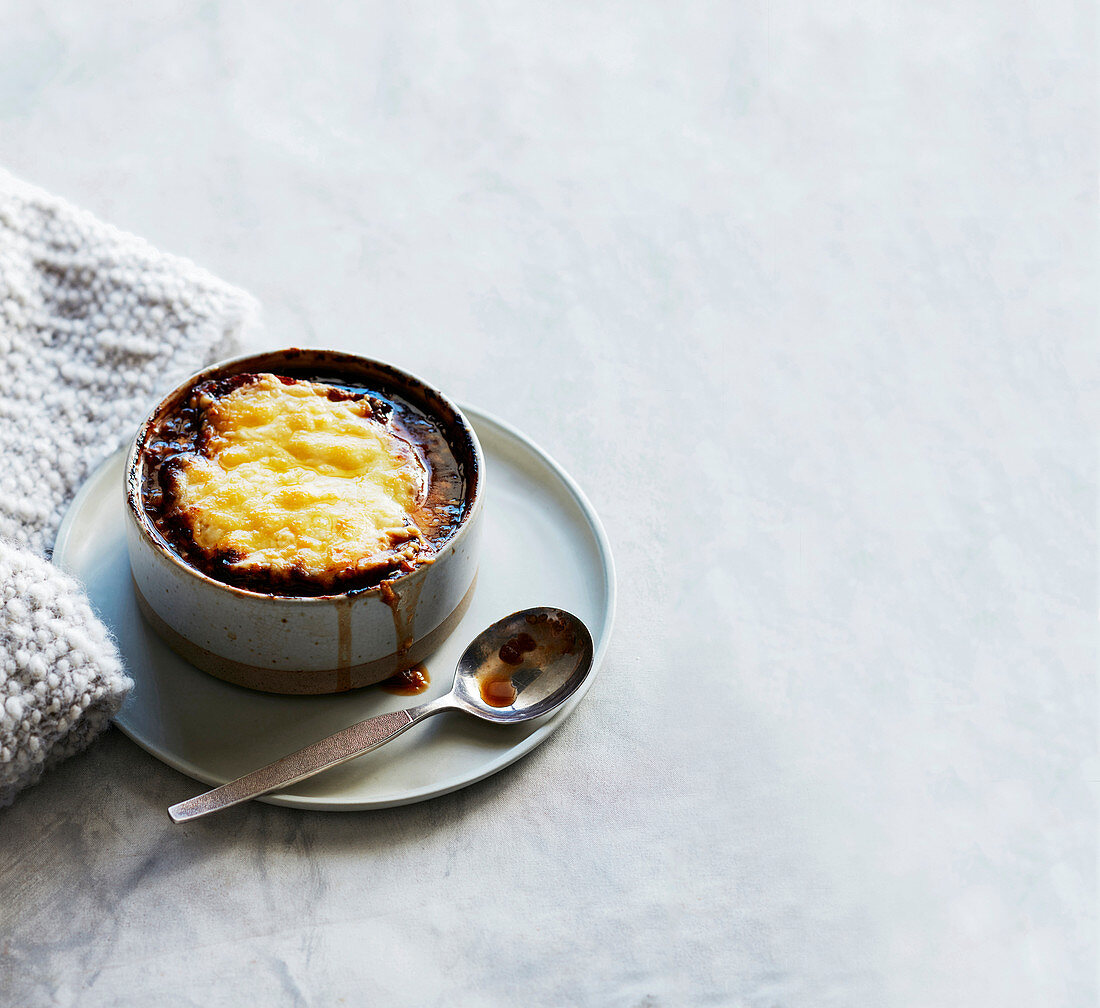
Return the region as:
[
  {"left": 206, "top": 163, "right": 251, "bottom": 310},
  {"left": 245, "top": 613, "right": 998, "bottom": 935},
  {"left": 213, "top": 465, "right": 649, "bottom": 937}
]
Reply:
[{"left": 0, "top": 170, "right": 258, "bottom": 806}]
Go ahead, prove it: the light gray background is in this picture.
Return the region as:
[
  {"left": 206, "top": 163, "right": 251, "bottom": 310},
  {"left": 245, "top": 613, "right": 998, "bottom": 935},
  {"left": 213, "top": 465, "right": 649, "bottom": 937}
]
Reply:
[{"left": 1, "top": 2, "right": 1094, "bottom": 1006}]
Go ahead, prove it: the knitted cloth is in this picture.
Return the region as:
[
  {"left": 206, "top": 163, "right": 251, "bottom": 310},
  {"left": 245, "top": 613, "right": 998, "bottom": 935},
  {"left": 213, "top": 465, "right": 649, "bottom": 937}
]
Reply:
[{"left": 0, "top": 169, "right": 258, "bottom": 806}]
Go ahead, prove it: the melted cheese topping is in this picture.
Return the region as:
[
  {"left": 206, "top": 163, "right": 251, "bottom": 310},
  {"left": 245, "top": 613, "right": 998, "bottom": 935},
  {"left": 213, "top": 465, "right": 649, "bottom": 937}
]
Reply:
[{"left": 172, "top": 374, "right": 428, "bottom": 581}]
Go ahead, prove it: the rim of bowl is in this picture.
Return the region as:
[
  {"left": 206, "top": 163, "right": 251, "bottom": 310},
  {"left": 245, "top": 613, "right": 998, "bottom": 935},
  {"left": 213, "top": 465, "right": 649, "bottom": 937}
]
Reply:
[{"left": 124, "top": 347, "right": 484, "bottom": 604}]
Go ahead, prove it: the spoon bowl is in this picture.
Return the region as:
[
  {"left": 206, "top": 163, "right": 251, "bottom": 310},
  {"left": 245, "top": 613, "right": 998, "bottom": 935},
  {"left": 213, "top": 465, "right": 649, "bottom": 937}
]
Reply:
[
  {"left": 450, "top": 606, "right": 594, "bottom": 723},
  {"left": 169, "top": 607, "right": 594, "bottom": 822}
]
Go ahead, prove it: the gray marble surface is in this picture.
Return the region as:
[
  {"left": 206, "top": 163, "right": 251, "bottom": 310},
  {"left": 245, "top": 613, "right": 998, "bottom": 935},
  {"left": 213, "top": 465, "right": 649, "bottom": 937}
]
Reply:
[{"left": 1, "top": 3, "right": 1093, "bottom": 1006}]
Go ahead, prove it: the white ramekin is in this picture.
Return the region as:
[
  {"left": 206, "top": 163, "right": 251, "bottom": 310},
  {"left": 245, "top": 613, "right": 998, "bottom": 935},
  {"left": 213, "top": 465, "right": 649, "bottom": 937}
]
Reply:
[{"left": 124, "top": 348, "right": 483, "bottom": 694}]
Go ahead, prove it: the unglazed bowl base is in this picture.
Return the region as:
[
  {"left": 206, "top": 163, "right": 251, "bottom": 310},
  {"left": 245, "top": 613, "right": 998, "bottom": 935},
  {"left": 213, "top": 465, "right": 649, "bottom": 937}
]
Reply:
[{"left": 133, "top": 575, "right": 478, "bottom": 694}]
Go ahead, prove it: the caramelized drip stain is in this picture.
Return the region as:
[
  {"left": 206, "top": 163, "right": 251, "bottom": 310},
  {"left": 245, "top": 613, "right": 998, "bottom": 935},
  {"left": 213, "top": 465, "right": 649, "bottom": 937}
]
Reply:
[
  {"left": 380, "top": 664, "right": 431, "bottom": 696},
  {"left": 380, "top": 576, "right": 424, "bottom": 656},
  {"left": 335, "top": 600, "right": 352, "bottom": 692}
]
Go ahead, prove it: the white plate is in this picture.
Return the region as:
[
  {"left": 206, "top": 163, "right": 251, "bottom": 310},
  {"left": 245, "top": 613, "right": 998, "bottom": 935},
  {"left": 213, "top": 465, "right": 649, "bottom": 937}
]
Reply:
[{"left": 53, "top": 406, "right": 615, "bottom": 811}]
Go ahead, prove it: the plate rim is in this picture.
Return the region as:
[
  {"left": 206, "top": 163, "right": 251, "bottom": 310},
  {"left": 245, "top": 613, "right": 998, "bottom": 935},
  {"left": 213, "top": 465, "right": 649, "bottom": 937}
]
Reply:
[{"left": 54, "top": 403, "right": 617, "bottom": 811}]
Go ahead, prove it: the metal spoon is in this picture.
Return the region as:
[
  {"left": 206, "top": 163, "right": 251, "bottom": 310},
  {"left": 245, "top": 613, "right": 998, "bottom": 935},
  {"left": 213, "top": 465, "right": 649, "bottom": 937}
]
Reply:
[{"left": 168, "top": 607, "right": 594, "bottom": 822}]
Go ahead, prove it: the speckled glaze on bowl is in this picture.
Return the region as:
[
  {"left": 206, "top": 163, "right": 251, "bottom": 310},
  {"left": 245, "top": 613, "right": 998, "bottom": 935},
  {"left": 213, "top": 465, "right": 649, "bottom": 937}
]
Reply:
[{"left": 124, "top": 348, "right": 483, "bottom": 694}]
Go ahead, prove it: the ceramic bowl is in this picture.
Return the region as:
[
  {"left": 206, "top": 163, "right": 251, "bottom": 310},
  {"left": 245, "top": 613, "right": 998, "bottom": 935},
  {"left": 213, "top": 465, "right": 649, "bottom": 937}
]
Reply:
[{"left": 124, "top": 348, "right": 483, "bottom": 694}]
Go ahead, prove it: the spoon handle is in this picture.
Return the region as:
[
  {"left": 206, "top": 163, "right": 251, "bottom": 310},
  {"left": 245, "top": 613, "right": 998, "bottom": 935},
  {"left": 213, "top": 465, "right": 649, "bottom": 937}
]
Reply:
[{"left": 168, "top": 703, "right": 439, "bottom": 822}]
